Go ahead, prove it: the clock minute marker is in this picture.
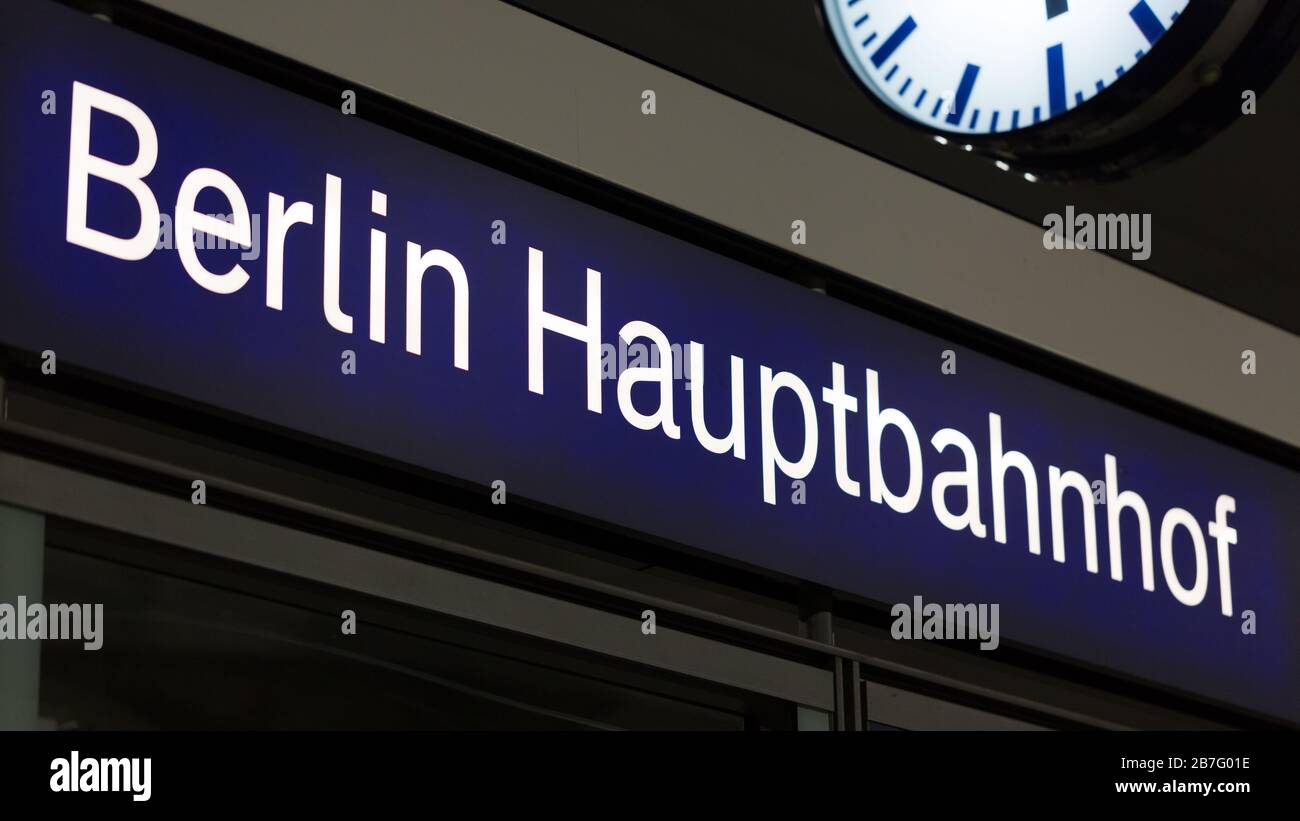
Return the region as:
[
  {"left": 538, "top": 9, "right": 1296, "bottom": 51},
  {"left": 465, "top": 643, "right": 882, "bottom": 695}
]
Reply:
[
  {"left": 871, "top": 16, "right": 917, "bottom": 68},
  {"left": 1130, "top": 0, "right": 1168, "bottom": 45},
  {"left": 1047, "top": 43, "right": 1067, "bottom": 116},
  {"left": 1046, "top": 0, "right": 1069, "bottom": 20},
  {"left": 945, "top": 63, "right": 980, "bottom": 126}
]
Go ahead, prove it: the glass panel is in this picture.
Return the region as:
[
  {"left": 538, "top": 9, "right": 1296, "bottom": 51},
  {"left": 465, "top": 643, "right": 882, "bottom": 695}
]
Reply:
[{"left": 37, "top": 538, "right": 747, "bottom": 730}]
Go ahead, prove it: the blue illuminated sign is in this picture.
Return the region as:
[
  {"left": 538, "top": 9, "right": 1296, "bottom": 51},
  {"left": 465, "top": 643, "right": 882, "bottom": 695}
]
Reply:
[{"left": 1, "top": 0, "right": 1296, "bottom": 723}]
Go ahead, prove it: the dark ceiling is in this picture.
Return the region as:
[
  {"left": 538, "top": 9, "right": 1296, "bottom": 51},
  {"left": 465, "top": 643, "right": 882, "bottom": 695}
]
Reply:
[{"left": 510, "top": 0, "right": 1300, "bottom": 336}]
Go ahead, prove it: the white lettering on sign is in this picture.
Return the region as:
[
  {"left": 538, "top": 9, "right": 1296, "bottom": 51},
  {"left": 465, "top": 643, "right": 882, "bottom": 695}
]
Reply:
[{"left": 61, "top": 80, "right": 1240, "bottom": 617}]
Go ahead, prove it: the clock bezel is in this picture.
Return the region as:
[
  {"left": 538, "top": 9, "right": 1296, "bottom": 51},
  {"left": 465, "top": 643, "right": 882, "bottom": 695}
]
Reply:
[
  {"left": 820, "top": 0, "right": 1221, "bottom": 139},
  {"left": 818, "top": 0, "right": 1300, "bottom": 179}
]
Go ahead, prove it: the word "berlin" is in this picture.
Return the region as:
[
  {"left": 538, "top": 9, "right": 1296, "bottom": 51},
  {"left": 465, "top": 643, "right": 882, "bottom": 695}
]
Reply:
[{"left": 61, "top": 81, "right": 1240, "bottom": 618}]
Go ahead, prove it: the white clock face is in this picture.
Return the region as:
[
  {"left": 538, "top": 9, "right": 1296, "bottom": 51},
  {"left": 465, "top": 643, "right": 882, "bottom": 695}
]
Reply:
[{"left": 824, "top": 0, "right": 1191, "bottom": 134}]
